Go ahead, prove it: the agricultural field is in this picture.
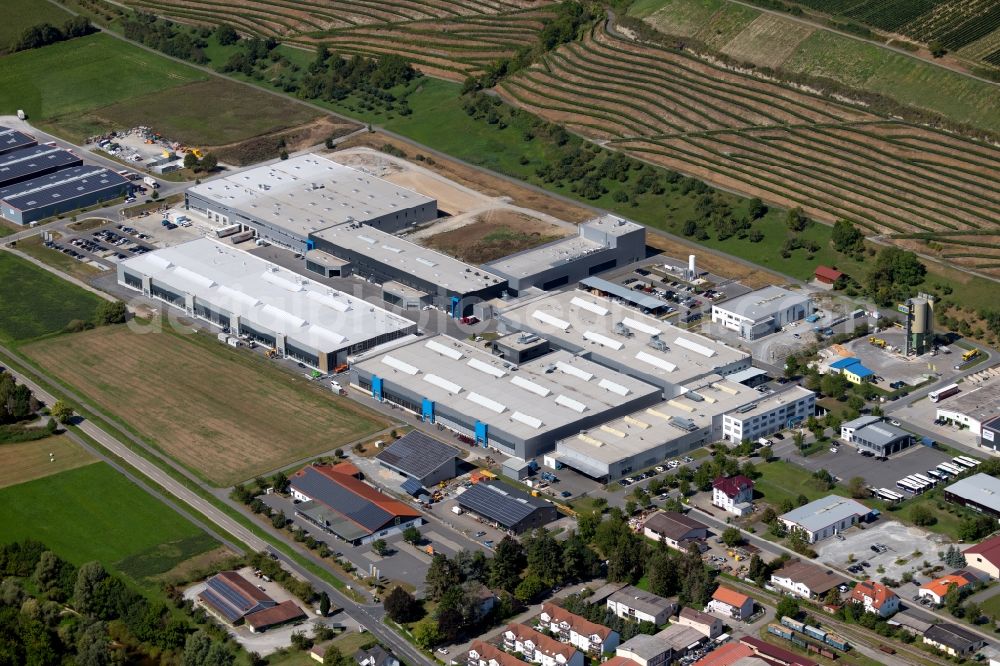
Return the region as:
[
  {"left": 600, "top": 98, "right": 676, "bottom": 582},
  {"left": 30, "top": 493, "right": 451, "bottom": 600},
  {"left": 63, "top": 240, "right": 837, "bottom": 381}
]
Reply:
[
  {"left": 629, "top": 0, "right": 1000, "bottom": 134},
  {"left": 498, "top": 20, "right": 1000, "bottom": 277},
  {"left": 1, "top": 0, "right": 74, "bottom": 53},
  {"left": 421, "top": 210, "right": 568, "bottom": 263},
  {"left": 0, "top": 462, "right": 219, "bottom": 583},
  {"left": 0, "top": 435, "right": 96, "bottom": 489},
  {"left": 0, "top": 251, "right": 105, "bottom": 344},
  {"left": 22, "top": 326, "right": 390, "bottom": 486},
  {"left": 124, "top": 0, "right": 555, "bottom": 80}
]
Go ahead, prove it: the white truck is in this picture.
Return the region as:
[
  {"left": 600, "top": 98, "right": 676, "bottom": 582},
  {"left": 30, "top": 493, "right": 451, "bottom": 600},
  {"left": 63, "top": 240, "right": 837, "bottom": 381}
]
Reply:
[
  {"left": 143, "top": 176, "right": 159, "bottom": 189},
  {"left": 217, "top": 332, "right": 229, "bottom": 344}
]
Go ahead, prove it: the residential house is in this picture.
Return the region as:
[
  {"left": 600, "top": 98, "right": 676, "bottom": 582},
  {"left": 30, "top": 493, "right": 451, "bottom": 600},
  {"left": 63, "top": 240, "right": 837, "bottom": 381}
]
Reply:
[
  {"left": 918, "top": 571, "right": 980, "bottom": 606},
  {"left": 539, "top": 603, "right": 619, "bottom": 655},
  {"left": 468, "top": 641, "right": 533, "bottom": 666},
  {"left": 615, "top": 634, "right": 671, "bottom": 666},
  {"left": 923, "top": 623, "right": 987, "bottom": 657},
  {"left": 769, "top": 558, "right": 848, "bottom": 600},
  {"left": 676, "top": 607, "right": 724, "bottom": 639},
  {"left": 504, "top": 622, "right": 585, "bottom": 666},
  {"left": 607, "top": 586, "right": 677, "bottom": 626},
  {"left": 712, "top": 475, "right": 754, "bottom": 516},
  {"left": 849, "top": 580, "right": 899, "bottom": 618},
  {"left": 707, "top": 586, "right": 754, "bottom": 621},
  {"left": 356, "top": 646, "right": 400, "bottom": 666},
  {"left": 964, "top": 535, "right": 1000, "bottom": 579},
  {"left": 641, "top": 512, "right": 708, "bottom": 550},
  {"left": 467, "top": 582, "right": 498, "bottom": 621}
]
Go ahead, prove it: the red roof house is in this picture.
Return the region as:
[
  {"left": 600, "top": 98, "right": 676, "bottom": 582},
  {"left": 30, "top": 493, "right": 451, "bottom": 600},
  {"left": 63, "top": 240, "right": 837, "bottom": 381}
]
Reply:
[
  {"left": 850, "top": 580, "right": 899, "bottom": 617},
  {"left": 814, "top": 266, "right": 844, "bottom": 285},
  {"left": 964, "top": 535, "right": 1000, "bottom": 579}
]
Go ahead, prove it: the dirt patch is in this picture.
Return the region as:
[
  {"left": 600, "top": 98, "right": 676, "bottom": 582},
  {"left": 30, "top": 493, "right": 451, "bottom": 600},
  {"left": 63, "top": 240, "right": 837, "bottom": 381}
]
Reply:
[
  {"left": 422, "top": 210, "right": 567, "bottom": 263},
  {"left": 211, "top": 116, "right": 359, "bottom": 166},
  {"left": 334, "top": 132, "right": 593, "bottom": 223},
  {"left": 645, "top": 233, "right": 782, "bottom": 289},
  {"left": 150, "top": 545, "right": 241, "bottom": 586}
]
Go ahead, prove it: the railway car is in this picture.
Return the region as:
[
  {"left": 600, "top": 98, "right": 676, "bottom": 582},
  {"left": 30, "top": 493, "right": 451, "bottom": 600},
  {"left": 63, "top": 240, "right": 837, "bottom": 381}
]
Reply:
[
  {"left": 768, "top": 623, "right": 794, "bottom": 640},
  {"left": 825, "top": 633, "right": 850, "bottom": 651},
  {"left": 803, "top": 625, "right": 827, "bottom": 642},
  {"left": 781, "top": 616, "right": 806, "bottom": 632},
  {"left": 791, "top": 635, "right": 808, "bottom": 649}
]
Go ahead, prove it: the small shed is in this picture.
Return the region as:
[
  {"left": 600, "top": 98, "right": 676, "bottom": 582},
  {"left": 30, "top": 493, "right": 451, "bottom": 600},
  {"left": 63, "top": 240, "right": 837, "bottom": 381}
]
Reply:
[{"left": 814, "top": 266, "right": 844, "bottom": 284}]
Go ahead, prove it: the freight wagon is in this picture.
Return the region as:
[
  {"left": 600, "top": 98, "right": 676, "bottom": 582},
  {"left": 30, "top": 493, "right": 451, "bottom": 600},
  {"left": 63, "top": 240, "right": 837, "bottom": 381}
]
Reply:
[{"left": 780, "top": 616, "right": 806, "bottom": 632}]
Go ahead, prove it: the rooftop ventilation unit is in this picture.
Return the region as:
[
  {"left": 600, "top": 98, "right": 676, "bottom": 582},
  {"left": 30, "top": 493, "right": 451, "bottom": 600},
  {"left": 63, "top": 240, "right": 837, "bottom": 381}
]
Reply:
[
  {"left": 613, "top": 322, "right": 633, "bottom": 338},
  {"left": 648, "top": 335, "right": 669, "bottom": 352}
]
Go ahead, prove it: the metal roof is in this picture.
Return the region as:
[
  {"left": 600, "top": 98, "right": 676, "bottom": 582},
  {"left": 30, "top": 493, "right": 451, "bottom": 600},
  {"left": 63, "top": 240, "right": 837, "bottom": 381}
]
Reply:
[
  {"left": 829, "top": 357, "right": 861, "bottom": 370},
  {"left": 842, "top": 415, "right": 882, "bottom": 430},
  {"left": 457, "top": 481, "right": 552, "bottom": 529},
  {"left": 199, "top": 571, "right": 275, "bottom": 622},
  {"left": 292, "top": 466, "right": 407, "bottom": 535},
  {"left": 945, "top": 473, "right": 1000, "bottom": 514},
  {"left": 0, "top": 127, "right": 37, "bottom": 155},
  {"left": 714, "top": 285, "right": 810, "bottom": 322},
  {"left": 0, "top": 165, "right": 129, "bottom": 212},
  {"left": 779, "top": 495, "right": 870, "bottom": 533},
  {"left": 726, "top": 367, "right": 770, "bottom": 384},
  {"left": 853, "top": 422, "right": 909, "bottom": 447},
  {"left": 0, "top": 145, "right": 82, "bottom": 187},
  {"left": 376, "top": 430, "right": 460, "bottom": 481},
  {"left": 580, "top": 276, "right": 669, "bottom": 310},
  {"left": 401, "top": 477, "right": 423, "bottom": 496}
]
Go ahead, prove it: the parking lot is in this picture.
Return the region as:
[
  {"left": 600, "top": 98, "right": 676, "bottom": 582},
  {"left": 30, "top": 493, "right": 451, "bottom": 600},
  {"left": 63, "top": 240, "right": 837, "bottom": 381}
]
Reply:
[
  {"left": 792, "top": 442, "right": 955, "bottom": 491},
  {"left": 891, "top": 395, "right": 983, "bottom": 449},
  {"left": 817, "top": 520, "right": 950, "bottom": 582}
]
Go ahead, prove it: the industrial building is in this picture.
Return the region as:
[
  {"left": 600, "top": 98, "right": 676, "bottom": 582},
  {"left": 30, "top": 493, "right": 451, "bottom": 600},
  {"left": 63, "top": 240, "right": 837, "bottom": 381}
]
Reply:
[
  {"left": 711, "top": 286, "right": 811, "bottom": 340},
  {"left": 944, "top": 473, "right": 1000, "bottom": 520},
  {"left": 309, "top": 222, "right": 507, "bottom": 314},
  {"left": 828, "top": 356, "right": 875, "bottom": 384},
  {"left": 499, "top": 289, "right": 750, "bottom": 397},
  {"left": 936, "top": 375, "right": 1000, "bottom": 435},
  {"left": 0, "top": 145, "right": 83, "bottom": 188},
  {"left": 290, "top": 462, "right": 422, "bottom": 545},
  {"left": 550, "top": 375, "right": 757, "bottom": 481},
  {"left": 198, "top": 571, "right": 306, "bottom": 632},
  {"left": 350, "top": 335, "right": 661, "bottom": 459},
  {"left": 902, "top": 293, "right": 934, "bottom": 356},
  {"left": 483, "top": 215, "right": 645, "bottom": 293},
  {"left": 184, "top": 154, "right": 437, "bottom": 251},
  {"left": 1, "top": 165, "right": 130, "bottom": 225},
  {"left": 641, "top": 511, "right": 708, "bottom": 550},
  {"left": 779, "top": 495, "right": 871, "bottom": 544},
  {"left": 456, "top": 481, "right": 558, "bottom": 534},
  {"left": 0, "top": 126, "right": 37, "bottom": 155},
  {"left": 375, "top": 430, "right": 460, "bottom": 488},
  {"left": 721, "top": 386, "right": 816, "bottom": 443},
  {"left": 769, "top": 558, "right": 848, "bottom": 600},
  {"left": 845, "top": 421, "right": 913, "bottom": 456},
  {"left": 118, "top": 238, "right": 416, "bottom": 371}
]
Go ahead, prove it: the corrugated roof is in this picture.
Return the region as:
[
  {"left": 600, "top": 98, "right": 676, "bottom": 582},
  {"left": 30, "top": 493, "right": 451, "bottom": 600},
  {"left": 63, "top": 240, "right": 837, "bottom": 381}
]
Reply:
[
  {"left": 244, "top": 599, "right": 306, "bottom": 631},
  {"left": 580, "top": 276, "right": 669, "bottom": 310},
  {"left": 376, "top": 431, "right": 459, "bottom": 481}
]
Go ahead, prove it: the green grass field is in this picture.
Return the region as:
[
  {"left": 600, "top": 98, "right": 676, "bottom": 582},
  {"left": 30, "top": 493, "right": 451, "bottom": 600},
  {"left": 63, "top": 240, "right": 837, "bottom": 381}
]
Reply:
[
  {"left": 1, "top": 0, "right": 73, "bottom": 53},
  {"left": 753, "top": 460, "right": 852, "bottom": 508},
  {"left": 0, "top": 462, "right": 218, "bottom": 581},
  {"left": 0, "top": 251, "right": 105, "bottom": 343},
  {"left": 0, "top": 33, "right": 205, "bottom": 122}
]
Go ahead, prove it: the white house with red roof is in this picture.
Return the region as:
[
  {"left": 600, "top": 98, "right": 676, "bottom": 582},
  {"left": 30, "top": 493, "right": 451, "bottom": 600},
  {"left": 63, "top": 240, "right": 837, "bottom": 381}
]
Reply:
[
  {"left": 850, "top": 580, "right": 899, "bottom": 617},
  {"left": 538, "top": 603, "right": 619, "bottom": 655},
  {"left": 707, "top": 586, "right": 754, "bottom": 620},
  {"left": 504, "top": 622, "right": 585, "bottom": 666},
  {"left": 711, "top": 475, "right": 754, "bottom": 516},
  {"left": 964, "top": 535, "right": 1000, "bottom": 579}
]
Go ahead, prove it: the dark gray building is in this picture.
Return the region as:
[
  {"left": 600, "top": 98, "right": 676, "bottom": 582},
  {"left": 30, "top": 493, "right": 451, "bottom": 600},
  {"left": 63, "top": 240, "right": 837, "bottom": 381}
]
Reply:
[
  {"left": 850, "top": 422, "right": 913, "bottom": 456},
  {"left": 484, "top": 215, "right": 646, "bottom": 294},
  {"left": 375, "top": 431, "right": 460, "bottom": 487},
  {"left": 0, "top": 127, "right": 37, "bottom": 156},
  {"left": 490, "top": 332, "right": 551, "bottom": 364},
  {"left": 0, "top": 166, "right": 130, "bottom": 225},
  {"left": 456, "top": 481, "right": 558, "bottom": 533},
  {"left": 0, "top": 145, "right": 83, "bottom": 189}
]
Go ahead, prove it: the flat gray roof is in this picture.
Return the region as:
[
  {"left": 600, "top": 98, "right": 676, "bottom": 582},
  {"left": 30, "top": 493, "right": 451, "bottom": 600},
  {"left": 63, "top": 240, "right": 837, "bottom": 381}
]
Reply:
[
  {"left": 187, "top": 154, "right": 435, "bottom": 237},
  {"left": 938, "top": 374, "right": 1000, "bottom": 423},
  {"left": 842, "top": 415, "right": 882, "bottom": 430},
  {"left": 314, "top": 222, "right": 505, "bottom": 293},
  {"left": 580, "top": 277, "right": 670, "bottom": 310},
  {"left": 120, "top": 237, "right": 414, "bottom": 351},
  {"left": 724, "top": 385, "right": 814, "bottom": 421},
  {"left": 779, "top": 495, "right": 870, "bottom": 532},
  {"left": 726, "top": 367, "right": 770, "bottom": 384},
  {"left": 945, "top": 473, "right": 1000, "bottom": 513},
  {"left": 714, "top": 285, "right": 810, "bottom": 322},
  {"left": 484, "top": 215, "right": 639, "bottom": 278},
  {"left": 500, "top": 289, "right": 749, "bottom": 386},
  {"left": 353, "top": 334, "right": 660, "bottom": 440}
]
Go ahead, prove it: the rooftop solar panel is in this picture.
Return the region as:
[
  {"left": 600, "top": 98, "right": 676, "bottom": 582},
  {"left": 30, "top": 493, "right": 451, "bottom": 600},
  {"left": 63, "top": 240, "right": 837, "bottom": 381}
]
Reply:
[
  {"left": 376, "top": 431, "right": 459, "bottom": 480},
  {"left": 292, "top": 467, "right": 394, "bottom": 533},
  {"left": 457, "top": 482, "right": 549, "bottom": 529}
]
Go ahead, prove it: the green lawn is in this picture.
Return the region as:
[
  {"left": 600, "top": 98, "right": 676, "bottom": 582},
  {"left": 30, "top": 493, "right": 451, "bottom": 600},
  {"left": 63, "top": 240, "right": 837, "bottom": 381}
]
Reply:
[
  {"left": 0, "top": 251, "right": 104, "bottom": 343},
  {"left": 0, "top": 0, "right": 73, "bottom": 53},
  {"left": 884, "top": 490, "right": 975, "bottom": 540},
  {"left": 0, "top": 463, "right": 218, "bottom": 583},
  {"left": 0, "top": 33, "right": 205, "bottom": 122},
  {"left": 753, "top": 460, "right": 852, "bottom": 508}
]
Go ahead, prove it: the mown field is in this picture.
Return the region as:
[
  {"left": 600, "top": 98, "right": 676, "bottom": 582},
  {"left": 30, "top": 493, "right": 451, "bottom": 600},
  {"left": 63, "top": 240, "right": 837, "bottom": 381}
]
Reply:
[
  {"left": 632, "top": 0, "right": 1000, "bottom": 134},
  {"left": 0, "top": 31, "right": 322, "bottom": 147},
  {"left": 22, "top": 325, "right": 389, "bottom": 486},
  {"left": 1, "top": 0, "right": 74, "bottom": 52},
  {"left": 0, "top": 435, "right": 96, "bottom": 489},
  {"left": 0, "top": 251, "right": 106, "bottom": 344},
  {"left": 498, "top": 19, "right": 1000, "bottom": 277},
  {"left": 0, "top": 462, "right": 219, "bottom": 582}
]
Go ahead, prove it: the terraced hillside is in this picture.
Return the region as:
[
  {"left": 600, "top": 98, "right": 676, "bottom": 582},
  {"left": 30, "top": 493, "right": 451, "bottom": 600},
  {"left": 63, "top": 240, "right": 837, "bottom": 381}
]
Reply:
[
  {"left": 124, "top": 0, "right": 554, "bottom": 79},
  {"left": 498, "top": 21, "right": 1000, "bottom": 277}
]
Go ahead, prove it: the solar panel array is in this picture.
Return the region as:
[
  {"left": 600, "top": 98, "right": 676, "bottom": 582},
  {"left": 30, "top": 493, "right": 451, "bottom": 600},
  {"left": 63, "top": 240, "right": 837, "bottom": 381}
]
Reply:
[
  {"left": 200, "top": 574, "right": 273, "bottom": 622},
  {"left": 0, "top": 165, "right": 130, "bottom": 212},
  {"left": 376, "top": 430, "right": 459, "bottom": 481},
  {"left": 0, "top": 145, "right": 82, "bottom": 188},
  {"left": 457, "top": 482, "right": 548, "bottom": 529},
  {"left": 293, "top": 467, "right": 394, "bottom": 533}
]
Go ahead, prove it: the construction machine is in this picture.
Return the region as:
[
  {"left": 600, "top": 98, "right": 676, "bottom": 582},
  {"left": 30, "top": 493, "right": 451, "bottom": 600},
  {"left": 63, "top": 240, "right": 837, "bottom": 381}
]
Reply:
[{"left": 868, "top": 337, "right": 887, "bottom": 348}]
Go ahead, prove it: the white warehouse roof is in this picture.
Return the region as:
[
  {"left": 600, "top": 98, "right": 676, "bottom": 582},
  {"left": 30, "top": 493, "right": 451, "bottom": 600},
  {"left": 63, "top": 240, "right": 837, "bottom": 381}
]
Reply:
[
  {"left": 120, "top": 237, "right": 415, "bottom": 352},
  {"left": 714, "top": 285, "right": 811, "bottom": 323},
  {"left": 186, "top": 154, "right": 435, "bottom": 237}
]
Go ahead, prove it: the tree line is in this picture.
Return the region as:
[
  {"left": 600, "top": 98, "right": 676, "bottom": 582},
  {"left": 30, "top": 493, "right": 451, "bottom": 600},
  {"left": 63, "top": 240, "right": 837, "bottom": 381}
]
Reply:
[{"left": 9, "top": 16, "right": 95, "bottom": 54}]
